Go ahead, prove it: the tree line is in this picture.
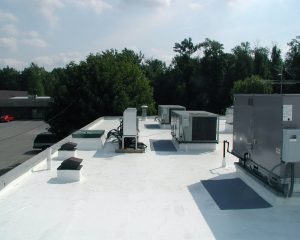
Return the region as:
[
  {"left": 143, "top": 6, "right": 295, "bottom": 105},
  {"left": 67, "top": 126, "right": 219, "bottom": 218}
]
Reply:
[
  {"left": 0, "top": 37, "right": 299, "bottom": 135},
  {"left": 144, "top": 37, "right": 299, "bottom": 114}
]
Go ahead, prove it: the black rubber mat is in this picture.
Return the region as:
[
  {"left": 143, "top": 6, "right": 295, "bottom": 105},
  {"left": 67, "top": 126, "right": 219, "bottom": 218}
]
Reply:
[
  {"left": 201, "top": 178, "right": 272, "bottom": 210},
  {"left": 149, "top": 139, "right": 177, "bottom": 152},
  {"left": 144, "top": 124, "right": 160, "bottom": 129}
]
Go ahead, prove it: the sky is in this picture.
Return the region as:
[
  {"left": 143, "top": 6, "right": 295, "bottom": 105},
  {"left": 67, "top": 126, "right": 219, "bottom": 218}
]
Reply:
[{"left": 0, "top": 0, "right": 299, "bottom": 70}]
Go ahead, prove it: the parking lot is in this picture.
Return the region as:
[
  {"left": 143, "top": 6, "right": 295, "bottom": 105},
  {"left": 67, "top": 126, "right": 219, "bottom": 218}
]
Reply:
[{"left": 0, "top": 121, "right": 49, "bottom": 176}]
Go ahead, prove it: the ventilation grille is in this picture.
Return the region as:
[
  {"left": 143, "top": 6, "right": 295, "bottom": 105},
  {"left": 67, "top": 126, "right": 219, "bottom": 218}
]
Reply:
[{"left": 192, "top": 117, "right": 217, "bottom": 141}]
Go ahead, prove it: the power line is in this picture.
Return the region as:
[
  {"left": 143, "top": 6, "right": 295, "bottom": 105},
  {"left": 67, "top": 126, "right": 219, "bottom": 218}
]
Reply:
[
  {"left": 46, "top": 100, "right": 76, "bottom": 123},
  {"left": 268, "top": 80, "right": 300, "bottom": 85}
]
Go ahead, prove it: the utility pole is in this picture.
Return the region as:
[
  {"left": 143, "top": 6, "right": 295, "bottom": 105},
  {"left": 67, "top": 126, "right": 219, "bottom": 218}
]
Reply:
[{"left": 279, "top": 67, "right": 284, "bottom": 94}]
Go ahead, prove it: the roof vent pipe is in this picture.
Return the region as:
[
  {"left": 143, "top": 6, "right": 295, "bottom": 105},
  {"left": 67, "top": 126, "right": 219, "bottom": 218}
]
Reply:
[
  {"left": 141, "top": 105, "right": 148, "bottom": 121},
  {"left": 47, "top": 147, "right": 52, "bottom": 170}
]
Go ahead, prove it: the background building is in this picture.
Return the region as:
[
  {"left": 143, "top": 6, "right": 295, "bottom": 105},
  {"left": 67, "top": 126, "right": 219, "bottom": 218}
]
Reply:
[{"left": 0, "top": 91, "right": 51, "bottom": 119}]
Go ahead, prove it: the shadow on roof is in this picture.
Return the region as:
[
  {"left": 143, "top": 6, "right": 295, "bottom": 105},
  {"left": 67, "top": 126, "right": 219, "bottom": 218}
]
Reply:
[
  {"left": 144, "top": 124, "right": 160, "bottom": 129},
  {"left": 201, "top": 178, "right": 272, "bottom": 210},
  {"left": 187, "top": 174, "right": 273, "bottom": 239},
  {"left": 149, "top": 139, "right": 177, "bottom": 152},
  {"left": 47, "top": 177, "right": 78, "bottom": 184}
]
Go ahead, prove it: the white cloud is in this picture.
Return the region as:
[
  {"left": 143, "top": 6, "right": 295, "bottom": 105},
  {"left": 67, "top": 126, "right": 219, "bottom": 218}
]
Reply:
[
  {"left": 33, "top": 56, "right": 57, "bottom": 67},
  {"left": 0, "top": 34, "right": 48, "bottom": 52},
  {"left": 127, "top": 45, "right": 139, "bottom": 52},
  {"left": 147, "top": 48, "right": 173, "bottom": 64},
  {"left": 0, "top": 58, "right": 25, "bottom": 70},
  {"left": 0, "top": 10, "right": 48, "bottom": 51},
  {"left": 1, "top": 25, "right": 41, "bottom": 39},
  {"left": 21, "top": 31, "right": 48, "bottom": 48},
  {"left": 24, "top": 31, "right": 40, "bottom": 38},
  {"left": 20, "top": 38, "right": 48, "bottom": 48},
  {"left": 0, "top": 10, "right": 18, "bottom": 23},
  {"left": 0, "top": 37, "right": 18, "bottom": 52},
  {"left": 74, "top": 0, "right": 112, "bottom": 13},
  {"left": 1, "top": 24, "right": 18, "bottom": 36},
  {"left": 121, "top": 0, "right": 172, "bottom": 8},
  {"left": 225, "top": 0, "right": 284, "bottom": 10},
  {"left": 35, "top": 0, "right": 64, "bottom": 27},
  {"left": 33, "top": 51, "right": 83, "bottom": 69},
  {"left": 188, "top": 1, "right": 204, "bottom": 10},
  {"left": 34, "top": 0, "right": 113, "bottom": 25},
  {"left": 0, "top": 11, "right": 19, "bottom": 44},
  {"left": 226, "top": 0, "right": 253, "bottom": 9}
]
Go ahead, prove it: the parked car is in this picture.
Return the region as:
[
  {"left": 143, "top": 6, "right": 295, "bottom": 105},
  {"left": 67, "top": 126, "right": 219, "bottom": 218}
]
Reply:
[
  {"left": 0, "top": 114, "right": 15, "bottom": 122},
  {"left": 33, "top": 132, "right": 61, "bottom": 149}
]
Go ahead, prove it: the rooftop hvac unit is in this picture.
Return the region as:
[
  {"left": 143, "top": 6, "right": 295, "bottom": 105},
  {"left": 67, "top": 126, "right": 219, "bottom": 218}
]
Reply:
[
  {"left": 122, "top": 108, "right": 138, "bottom": 149},
  {"left": 158, "top": 105, "right": 186, "bottom": 124},
  {"left": 232, "top": 94, "right": 300, "bottom": 196},
  {"left": 123, "top": 108, "right": 138, "bottom": 136},
  {"left": 171, "top": 111, "right": 219, "bottom": 143}
]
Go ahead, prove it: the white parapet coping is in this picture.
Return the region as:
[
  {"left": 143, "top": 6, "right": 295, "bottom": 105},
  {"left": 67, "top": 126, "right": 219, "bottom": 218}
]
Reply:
[{"left": 0, "top": 116, "right": 106, "bottom": 191}]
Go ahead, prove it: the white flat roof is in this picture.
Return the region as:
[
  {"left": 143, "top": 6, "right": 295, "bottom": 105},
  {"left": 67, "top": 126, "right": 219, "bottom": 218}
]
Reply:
[{"left": 0, "top": 118, "right": 300, "bottom": 240}]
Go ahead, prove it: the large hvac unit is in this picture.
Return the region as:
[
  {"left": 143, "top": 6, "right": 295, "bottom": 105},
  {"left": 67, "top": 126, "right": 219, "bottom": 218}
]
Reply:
[
  {"left": 232, "top": 94, "right": 300, "bottom": 195},
  {"left": 158, "top": 105, "right": 186, "bottom": 124},
  {"left": 171, "top": 111, "right": 219, "bottom": 143}
]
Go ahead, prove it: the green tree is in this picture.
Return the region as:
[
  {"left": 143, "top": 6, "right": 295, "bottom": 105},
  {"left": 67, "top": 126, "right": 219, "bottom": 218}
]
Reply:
[
  {"left": 173, "top": 37, "right": 199, "bottom": 57},
  {"left": 222, "top": 53, "right": 237, "bottom": 105},
  {"left": 270, "top": 45, "right": 283, "bottom": 80},
  {"left": 142, "top": 58, "right": 166, "bottom": 85},
  {"left": 21, "top": 63, "right": 46, "bottom": 95},
  {"left": 253, "top": 47, "right": 271, "bottom": 79},
  {"left": 119, "top": 48, "right": 144, "bottom": 65},
  {"left": 42, "top": 71, "right": 58, "bottom": 96},
  {"left": 232, "top": 75, "right": 273, "bottom": 94},
  {"left": 232, "top": 42, "right": 253, "bottom": 81},
  {"left": 167, "top": 38, "right": 200, "bottom": 107},
  {"left": 47, "top": 49, "right": 155, "bottom": 135},
  {"left": 0, "top": 67, "right": 21, "bottom": 90},
  {"left": 142, "top": 58, "right": 167, "bottom": 106},
  {"left": 199, "top": 38, "right": 227, "bottom": 113},
  {"left": 285, "top": 36, "right": 300, "bottom": 80}
]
